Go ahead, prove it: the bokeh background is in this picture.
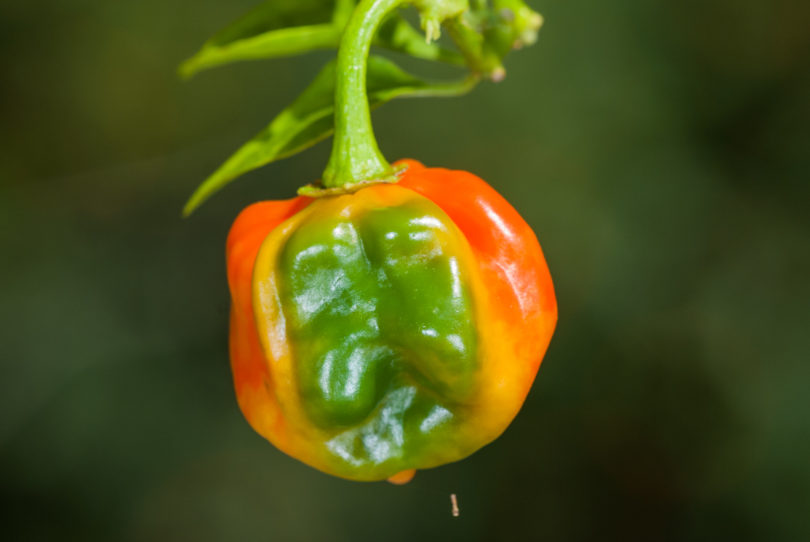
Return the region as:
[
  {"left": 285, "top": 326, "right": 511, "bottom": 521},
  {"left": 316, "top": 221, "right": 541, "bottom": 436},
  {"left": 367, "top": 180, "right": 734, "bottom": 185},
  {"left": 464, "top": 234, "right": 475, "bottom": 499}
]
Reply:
[{"left": 2, "top": 0, "right": 809, "bottom": 540}]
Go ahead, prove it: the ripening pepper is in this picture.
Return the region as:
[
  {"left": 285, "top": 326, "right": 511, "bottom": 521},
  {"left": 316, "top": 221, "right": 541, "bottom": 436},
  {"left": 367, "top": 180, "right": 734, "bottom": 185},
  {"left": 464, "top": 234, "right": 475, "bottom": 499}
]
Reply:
[{"left": 226, "top": 159, "right": 557, "bottom": 482}]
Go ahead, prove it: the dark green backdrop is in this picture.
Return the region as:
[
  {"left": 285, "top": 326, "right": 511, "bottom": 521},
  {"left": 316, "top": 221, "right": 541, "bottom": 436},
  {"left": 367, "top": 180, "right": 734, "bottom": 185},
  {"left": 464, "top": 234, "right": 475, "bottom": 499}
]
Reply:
[{"left": 2, "top": 1, "right": 809, "bottom": 540}]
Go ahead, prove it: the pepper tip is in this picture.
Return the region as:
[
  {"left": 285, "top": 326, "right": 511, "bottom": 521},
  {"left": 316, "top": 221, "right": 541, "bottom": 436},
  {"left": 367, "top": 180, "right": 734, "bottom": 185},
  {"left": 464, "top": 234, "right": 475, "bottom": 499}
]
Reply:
[{"left": 387, "top": 469, "right": 416, "bottom": 485}]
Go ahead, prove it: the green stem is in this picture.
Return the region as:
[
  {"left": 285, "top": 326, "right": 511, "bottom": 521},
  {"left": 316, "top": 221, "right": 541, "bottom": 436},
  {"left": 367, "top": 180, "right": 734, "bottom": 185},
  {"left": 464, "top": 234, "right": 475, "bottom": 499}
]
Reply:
[
  {"left": 332, "top": 0, "right": 357, "bottom": 28},
  {"left": 444, "top": 16, "right": 505, "bottom": 81},
  {"left": 322, "top": 0, "right": 405, "bottom": 188}
]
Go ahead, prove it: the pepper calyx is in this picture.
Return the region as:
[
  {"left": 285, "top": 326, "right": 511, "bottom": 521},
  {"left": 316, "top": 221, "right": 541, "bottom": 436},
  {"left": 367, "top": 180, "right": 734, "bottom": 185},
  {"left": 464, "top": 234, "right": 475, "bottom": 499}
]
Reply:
[{"left": 298, "top": 163, "right": 410, "bottom": 197}]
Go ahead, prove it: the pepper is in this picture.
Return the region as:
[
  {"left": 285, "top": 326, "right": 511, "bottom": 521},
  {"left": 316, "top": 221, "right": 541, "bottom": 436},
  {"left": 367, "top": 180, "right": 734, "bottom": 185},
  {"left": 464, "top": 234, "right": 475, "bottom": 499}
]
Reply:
[{"left": 227, "top": 159, "right": 556, "bottom": 482}]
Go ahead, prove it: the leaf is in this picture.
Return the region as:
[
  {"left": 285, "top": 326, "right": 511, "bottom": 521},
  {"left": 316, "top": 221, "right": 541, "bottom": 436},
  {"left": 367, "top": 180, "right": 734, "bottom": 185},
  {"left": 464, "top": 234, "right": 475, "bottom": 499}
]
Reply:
[
  {"left": 180, "top": 0, "right": 341, "bottom": 78},
  {"left": 183, "top": 56, "right": 477, "bottom": 216},
  {"left": 180, "top": 0, "right": 462, "bottom": 78}
]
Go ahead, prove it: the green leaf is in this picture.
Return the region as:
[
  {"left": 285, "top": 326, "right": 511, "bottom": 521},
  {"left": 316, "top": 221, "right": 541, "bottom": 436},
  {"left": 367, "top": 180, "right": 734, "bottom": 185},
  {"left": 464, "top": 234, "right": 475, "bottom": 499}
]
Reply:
[
  {"left": 183, "top": 56, "right": 477, "bottom": 216},
  {"left": 180, "top": 0, "right": 341, "bottom": 78},
  {"left": 180, "top": 0, "right": 462, "bottom": 78}
]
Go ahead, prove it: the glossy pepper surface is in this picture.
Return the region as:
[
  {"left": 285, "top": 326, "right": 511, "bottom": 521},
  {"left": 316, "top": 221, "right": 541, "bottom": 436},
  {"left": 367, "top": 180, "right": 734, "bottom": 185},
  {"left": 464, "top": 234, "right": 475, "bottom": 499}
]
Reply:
[{"left": 226, "top": 160, "right": 557, "bottom": 482}]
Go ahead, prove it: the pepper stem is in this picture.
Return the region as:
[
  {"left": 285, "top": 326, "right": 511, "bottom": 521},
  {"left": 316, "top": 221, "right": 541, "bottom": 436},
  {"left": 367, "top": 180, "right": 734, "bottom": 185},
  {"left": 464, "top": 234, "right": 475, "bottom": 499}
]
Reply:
[{"left": 321, "top": 0, "right": 405, "bottom": 189}]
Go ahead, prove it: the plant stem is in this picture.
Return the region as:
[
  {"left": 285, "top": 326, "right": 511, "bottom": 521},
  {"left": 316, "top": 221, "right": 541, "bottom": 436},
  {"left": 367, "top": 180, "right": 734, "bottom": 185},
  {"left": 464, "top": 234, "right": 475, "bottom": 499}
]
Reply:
[
  {"left": 321, "top": 0, "right": 515, "bottom": 187},
  {"left": 444, "top": 16, "right": 505, "bottom": 81},
  {"left": 322, "top": 0, "right": 405, "bottom": 188}
]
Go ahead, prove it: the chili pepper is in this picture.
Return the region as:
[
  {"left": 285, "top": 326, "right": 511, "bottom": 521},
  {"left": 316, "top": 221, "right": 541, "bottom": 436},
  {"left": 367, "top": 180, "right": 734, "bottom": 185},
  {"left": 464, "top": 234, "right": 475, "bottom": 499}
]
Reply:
[{"left": 227, "top": 159, "right": 556, "bottom": 482}]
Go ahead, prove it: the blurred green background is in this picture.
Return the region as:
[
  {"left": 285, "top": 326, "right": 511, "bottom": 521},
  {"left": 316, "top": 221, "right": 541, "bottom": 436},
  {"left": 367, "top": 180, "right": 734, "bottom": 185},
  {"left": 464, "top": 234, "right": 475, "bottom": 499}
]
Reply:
[{"left": 2, "top": 0, "right": 809, "bottom": 540}]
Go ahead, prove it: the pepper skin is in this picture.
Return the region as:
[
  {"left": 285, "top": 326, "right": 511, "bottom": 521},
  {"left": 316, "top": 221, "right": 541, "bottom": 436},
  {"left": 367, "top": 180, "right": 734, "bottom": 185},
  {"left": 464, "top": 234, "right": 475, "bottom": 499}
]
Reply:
[{"left": 226, "top": 160, "right": 557, "bottom": 482}]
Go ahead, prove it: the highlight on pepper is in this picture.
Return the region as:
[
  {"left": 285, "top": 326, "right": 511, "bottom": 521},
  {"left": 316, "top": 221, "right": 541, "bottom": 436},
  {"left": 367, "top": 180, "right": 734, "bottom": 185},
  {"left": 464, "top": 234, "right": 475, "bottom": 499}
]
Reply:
[{"left": 182, "top": 0, "right": 556, "bottom": 483}]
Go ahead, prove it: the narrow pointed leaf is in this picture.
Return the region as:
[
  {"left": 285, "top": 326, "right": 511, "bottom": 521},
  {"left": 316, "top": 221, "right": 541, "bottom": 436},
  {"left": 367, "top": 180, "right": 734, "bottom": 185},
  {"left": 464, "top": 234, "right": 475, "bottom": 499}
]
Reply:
[
  {"left": 180, "top": 0, "right": 461, "bottom": 77},
  {"left": 180, "top": 0, "right": 339, "bottom": 78},
  {"left": 183, "top": 56, "right": 477, "bottom": 216}
]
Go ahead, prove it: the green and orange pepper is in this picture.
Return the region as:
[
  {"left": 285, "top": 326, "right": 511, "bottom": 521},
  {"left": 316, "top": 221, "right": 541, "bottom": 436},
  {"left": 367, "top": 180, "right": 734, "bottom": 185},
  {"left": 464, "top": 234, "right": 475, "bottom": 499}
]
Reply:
[{"left": 227, "top": 160, "right": 555, "bottom": 482}]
